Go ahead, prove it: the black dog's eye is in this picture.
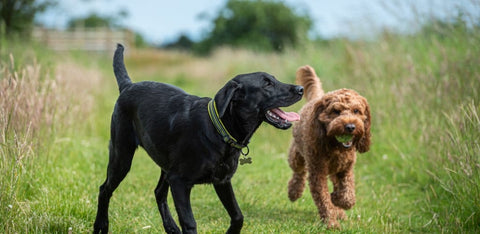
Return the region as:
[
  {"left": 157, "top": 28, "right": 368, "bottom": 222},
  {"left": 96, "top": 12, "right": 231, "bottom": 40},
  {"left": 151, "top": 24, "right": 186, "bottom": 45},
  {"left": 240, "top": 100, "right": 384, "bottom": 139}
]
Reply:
[{"left": 263, "top": 78, "right": 274, "bottom": 88}]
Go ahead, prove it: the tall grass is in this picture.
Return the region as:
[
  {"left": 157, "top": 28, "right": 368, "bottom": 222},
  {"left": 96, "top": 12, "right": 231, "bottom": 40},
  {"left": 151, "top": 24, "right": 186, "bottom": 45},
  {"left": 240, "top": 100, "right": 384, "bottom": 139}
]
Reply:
[
  {"left": 425, "top": 102, "right": 480, "bottom": 230},
  {"left": 0, "top": 53, "right": 57, "bottom": 230},
  {"left": 0, "top": 48, "right": 103, "bottom": 231}
]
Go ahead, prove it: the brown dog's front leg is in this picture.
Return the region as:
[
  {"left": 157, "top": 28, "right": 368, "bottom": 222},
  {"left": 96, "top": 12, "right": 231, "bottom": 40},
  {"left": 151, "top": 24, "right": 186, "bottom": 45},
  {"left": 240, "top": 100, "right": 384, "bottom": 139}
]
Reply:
[
  {"left": 214, "top": 182, "right": 244, "bottom": 234},
  {"left": 308, "top": 171, "right": 340, "bottom": 229},
  {"left": 168, "top": 175, "right": 197, "bottom": 234},
  {"left": 330, "top": 170, "right": 356, "bottom": 210}
]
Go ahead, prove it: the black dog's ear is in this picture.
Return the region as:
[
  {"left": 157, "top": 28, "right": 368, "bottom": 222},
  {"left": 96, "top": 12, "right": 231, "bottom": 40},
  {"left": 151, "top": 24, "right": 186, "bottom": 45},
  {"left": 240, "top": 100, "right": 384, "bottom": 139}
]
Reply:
[{"left": 214, "top": 80, "right": 242, "bottom": 117}]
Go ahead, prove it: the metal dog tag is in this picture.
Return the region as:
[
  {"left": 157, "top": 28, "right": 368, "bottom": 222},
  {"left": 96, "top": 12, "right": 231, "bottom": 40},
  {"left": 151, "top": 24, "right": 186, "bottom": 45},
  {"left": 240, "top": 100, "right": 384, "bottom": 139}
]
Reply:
[{"left": 239, "top": 157, "right": 252, "bottom": 165}]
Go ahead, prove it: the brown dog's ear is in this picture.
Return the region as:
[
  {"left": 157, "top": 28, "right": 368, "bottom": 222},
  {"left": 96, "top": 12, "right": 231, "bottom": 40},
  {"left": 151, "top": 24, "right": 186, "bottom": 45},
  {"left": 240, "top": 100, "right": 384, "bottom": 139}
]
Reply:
[
  {"left": 356, "top": 99, "right": 371, "bottom": 153},
  {"left": 304, "top": 99, "right": 328, "bottom": 147},
  {"left": 214, "top": 80, "right": 242, "bottom": 118}
]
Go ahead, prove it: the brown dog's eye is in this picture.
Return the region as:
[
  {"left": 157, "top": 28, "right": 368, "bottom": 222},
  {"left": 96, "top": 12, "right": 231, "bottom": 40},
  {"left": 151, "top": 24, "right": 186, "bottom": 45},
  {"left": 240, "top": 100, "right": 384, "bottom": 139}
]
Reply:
[
  {"left": 333, "top": 109, "right": 341, "bottom": 115},
  {"left": 354, "top": 109, "right": 360, "bottom": 114}
]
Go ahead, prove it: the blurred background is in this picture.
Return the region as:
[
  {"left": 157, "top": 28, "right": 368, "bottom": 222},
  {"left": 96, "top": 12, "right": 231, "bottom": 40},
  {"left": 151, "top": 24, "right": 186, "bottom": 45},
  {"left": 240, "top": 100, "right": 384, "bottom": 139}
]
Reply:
[
  {"left": 1, "top": 0, "right": 480, "bottom": 233},
  {"left": 2, "top": 0, "right": 479, "bottom": 52}
]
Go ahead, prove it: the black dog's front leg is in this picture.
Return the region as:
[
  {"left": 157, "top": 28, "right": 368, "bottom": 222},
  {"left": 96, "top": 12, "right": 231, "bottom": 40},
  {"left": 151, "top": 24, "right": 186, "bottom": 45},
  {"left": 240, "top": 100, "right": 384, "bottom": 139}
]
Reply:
[
  {"left": 214, "top": 182, "right": 244, "bottom": 234},
  {"left": 168, "top": 175, "right": 197, "bottom": 233},
  {"left": 155, "top": 171, "right": 181, "bottom": 233}
]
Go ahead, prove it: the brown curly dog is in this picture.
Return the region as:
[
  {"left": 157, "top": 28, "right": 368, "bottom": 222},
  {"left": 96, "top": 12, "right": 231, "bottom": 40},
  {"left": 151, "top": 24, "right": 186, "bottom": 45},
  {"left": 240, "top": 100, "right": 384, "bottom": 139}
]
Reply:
[{"left": 287, "top": 65, "right": 371, "bottom": 228}]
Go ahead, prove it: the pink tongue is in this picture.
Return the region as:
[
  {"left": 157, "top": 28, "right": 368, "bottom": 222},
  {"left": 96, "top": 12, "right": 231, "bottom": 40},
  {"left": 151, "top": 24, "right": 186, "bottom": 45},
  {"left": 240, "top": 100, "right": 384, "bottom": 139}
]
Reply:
[{"left": 270, "top": 108, "right": 300, "bottom": 121}]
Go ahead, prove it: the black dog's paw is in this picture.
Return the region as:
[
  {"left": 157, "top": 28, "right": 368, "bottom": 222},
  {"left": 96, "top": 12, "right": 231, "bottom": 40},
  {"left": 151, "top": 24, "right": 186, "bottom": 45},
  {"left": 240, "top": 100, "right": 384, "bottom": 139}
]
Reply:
[
  {"left": 93, "top": 220, "right": 108, "bottom": 234},
  {"left": 164, "top": 222, "right": 181, "bottom": 234},
  {"left": 165, "top": 227, "right": 181, "bottom": 234}
]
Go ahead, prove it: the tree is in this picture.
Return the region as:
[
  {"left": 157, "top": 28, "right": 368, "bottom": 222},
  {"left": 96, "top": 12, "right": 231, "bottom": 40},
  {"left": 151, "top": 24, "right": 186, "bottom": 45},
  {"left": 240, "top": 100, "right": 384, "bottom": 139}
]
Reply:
[
  {"left": 67, "top": 10, "right": 128, "bottom": 29},
  {"left": 162, "top": 34, "right": 194, "bottom": 51},
  {"left": 195, "top": 0, "right": 312, "bottom": 54},
  {"left": 0, "top": 0, "right": 56, "bottom": 37}
]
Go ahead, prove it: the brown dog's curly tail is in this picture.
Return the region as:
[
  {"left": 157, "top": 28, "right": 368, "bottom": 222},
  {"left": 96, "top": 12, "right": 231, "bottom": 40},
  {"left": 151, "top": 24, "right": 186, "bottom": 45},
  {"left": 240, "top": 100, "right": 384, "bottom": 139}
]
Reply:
[{"left": 295, "top": 65, "right": 324, "bottom": 101}]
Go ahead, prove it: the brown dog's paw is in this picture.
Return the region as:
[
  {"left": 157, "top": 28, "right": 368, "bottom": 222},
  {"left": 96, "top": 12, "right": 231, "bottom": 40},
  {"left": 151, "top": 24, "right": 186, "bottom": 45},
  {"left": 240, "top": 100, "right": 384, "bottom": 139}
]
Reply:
[
  {"left": 288, "top": 189, "right": 302, "bottom": 202},
  {"left": 328, "top": 221, "right": 341, "bottom": 229},
  {"left": 331, "top": 190, "right": 356, "bottom": 210},
  {"left": 287, "top": 177, "right": 305, "bottom": 201},
  {"left": 333, "top": 207, "right": 347, "bottom": 220},
  {"left": 321, "top": 216, "right": 341, "bottom": 229}
]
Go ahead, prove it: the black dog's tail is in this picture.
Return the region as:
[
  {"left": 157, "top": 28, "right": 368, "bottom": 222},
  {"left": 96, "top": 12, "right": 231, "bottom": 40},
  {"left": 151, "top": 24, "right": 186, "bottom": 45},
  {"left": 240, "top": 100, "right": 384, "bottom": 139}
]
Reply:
[{"left": 113, "top": 44, "right": 132, "bottom": 93}]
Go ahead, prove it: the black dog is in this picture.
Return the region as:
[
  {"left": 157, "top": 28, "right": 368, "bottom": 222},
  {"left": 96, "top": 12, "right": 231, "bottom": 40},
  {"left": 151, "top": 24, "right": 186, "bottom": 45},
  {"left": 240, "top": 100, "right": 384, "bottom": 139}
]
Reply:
[{"left": 93, "top": 44, "right": 303, "bottom": 233}]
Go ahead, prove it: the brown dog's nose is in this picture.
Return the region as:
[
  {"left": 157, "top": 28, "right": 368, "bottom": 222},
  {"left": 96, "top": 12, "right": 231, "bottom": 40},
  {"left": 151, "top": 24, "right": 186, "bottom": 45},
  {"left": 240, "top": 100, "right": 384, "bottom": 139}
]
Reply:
[
  {"left": 345, "top": 124, "right": 356, "bottom": 133},
  {"left": 295, "top": 86, "right": 304, "bottom": 95}
]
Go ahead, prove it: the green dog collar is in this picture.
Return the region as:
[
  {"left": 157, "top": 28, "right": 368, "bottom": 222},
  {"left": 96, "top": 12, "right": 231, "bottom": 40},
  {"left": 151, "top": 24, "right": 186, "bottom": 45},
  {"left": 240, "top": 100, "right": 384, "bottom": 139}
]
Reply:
[{"left": 208, "top": 99, "right": 250, "bottom": 156}]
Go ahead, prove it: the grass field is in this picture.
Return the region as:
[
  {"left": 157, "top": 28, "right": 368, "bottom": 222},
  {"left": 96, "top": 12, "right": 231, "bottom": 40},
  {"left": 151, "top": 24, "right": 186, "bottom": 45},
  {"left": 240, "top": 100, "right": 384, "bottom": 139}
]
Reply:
[{"left": 1, "top": 21, "right": 480, "bottom": 233}]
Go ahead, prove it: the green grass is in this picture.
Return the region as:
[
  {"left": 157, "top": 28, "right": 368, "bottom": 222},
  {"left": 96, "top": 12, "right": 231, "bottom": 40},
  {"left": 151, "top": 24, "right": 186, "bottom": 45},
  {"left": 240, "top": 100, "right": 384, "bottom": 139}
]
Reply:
[{"left": 1, "top": 21, "right": 480, "bottom": 233}]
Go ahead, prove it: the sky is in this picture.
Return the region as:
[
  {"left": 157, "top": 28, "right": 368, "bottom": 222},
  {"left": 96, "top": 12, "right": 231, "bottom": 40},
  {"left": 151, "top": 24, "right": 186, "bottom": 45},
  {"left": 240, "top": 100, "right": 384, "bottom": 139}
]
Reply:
[{"left": 36, "top": 0, "right": 479, "bottom": 44}]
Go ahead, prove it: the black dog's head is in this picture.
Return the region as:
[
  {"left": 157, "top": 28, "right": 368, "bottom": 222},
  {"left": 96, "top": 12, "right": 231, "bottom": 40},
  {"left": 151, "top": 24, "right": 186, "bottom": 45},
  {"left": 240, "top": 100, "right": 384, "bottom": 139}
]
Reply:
[{"left": 214, "top": 72, "right": 303, "bottom": 130}]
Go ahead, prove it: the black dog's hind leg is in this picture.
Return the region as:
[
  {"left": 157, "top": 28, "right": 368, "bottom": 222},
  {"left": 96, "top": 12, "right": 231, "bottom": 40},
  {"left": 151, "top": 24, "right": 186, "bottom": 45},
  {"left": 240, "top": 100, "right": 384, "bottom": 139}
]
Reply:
[
  {"left": 214, "top": 182, "right": 244, "bottom": 234},
  {"left": 94, "top": 115, "right": 137, "bottom": 233},
  {"left": 155, "top": 170, "right": 181, "bottom": 233}
]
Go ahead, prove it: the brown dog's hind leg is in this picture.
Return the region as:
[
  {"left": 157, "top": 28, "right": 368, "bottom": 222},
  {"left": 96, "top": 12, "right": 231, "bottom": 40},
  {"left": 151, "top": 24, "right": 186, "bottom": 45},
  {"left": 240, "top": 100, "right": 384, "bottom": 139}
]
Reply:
[{"left": 287, "top": 144, "right": 307, "bottom": 202}]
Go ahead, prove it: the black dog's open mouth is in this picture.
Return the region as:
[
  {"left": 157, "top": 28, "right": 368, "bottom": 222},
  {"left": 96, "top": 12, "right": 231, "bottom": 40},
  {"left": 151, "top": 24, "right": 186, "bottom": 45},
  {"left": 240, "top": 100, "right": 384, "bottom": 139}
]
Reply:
[{"left": 265, "top": 108, "right": 300, "bottom": 129}]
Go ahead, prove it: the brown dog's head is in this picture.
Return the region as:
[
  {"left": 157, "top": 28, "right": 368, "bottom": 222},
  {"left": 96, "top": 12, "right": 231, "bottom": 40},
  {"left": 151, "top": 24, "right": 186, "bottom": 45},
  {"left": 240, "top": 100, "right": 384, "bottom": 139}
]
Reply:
[{"left": 315, "top": 88, "right": 371, "bottom": 152}]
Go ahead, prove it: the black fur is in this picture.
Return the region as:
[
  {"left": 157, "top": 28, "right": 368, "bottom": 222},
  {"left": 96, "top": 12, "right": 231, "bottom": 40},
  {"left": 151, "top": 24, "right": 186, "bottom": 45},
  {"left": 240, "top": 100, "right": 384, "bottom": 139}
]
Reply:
[{"left": 93, "top": 44, "right": 303, "bottom": 233}]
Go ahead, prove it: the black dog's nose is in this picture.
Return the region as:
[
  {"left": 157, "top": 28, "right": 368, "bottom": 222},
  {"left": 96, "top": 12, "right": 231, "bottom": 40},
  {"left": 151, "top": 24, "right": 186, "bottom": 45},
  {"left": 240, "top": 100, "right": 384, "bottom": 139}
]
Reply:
[
  {"left": 345, "top": 124, "right": 356, "bottom": 133},
  {"left": 295, "top": 86, "right": 304, "bottom": 95}
]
